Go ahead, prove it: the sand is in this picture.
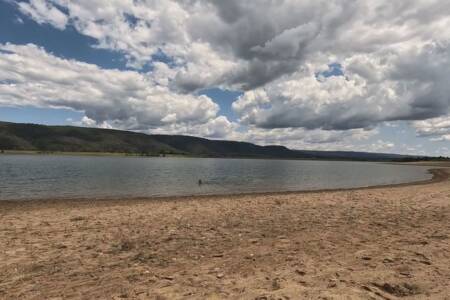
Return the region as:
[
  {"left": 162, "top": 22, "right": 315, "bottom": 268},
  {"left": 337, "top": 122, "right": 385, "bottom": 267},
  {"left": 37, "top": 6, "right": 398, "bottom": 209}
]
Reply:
[{"left": 1, "top": 166, "right": 449, "bottom": 299}]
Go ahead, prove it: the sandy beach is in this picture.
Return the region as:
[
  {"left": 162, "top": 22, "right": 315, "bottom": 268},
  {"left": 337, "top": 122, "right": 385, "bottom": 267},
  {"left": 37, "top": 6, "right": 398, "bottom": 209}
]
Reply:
[{"left": 1, "top": 166, "right": 449, "bottom": 299}]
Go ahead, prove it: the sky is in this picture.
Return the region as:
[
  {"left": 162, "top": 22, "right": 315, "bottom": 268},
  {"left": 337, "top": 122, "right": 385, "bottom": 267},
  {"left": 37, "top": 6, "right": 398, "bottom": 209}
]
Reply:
[{"left": 0, "top": 0, "right": 449, "bottom": 156}]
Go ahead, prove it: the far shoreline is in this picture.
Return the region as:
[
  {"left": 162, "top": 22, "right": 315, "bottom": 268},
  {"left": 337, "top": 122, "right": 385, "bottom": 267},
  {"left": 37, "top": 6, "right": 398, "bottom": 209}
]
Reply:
[
  {"left": 1, "top": 166, "right": 448, "bottom": 206},
  {"left": 2, "top": 149, "right": 449, "bottom": 164}
]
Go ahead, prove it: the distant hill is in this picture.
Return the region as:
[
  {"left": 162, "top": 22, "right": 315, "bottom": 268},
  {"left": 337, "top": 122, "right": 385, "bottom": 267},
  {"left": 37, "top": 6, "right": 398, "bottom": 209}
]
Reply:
[{"left": 0, "top": 121, "right": 440, "bottom": 161}]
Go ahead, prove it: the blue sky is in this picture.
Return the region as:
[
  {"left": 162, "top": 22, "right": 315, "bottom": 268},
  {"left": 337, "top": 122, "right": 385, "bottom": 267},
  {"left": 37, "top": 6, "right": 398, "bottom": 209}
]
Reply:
[
  {"left": 0, "top": 1, "right": 126, "bottom": 69},
  {"left": 1, "top": 0, "right": 449, "bottom": 156}
]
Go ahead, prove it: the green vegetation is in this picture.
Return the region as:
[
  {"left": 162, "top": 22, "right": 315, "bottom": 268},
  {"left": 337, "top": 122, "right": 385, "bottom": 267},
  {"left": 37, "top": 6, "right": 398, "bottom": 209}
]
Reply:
[
  {"left": 1, "top": 121, "right": 447, "bottom": 161},
  {"left": 395, "top": 156, "right": 450, "bottom": 162}
]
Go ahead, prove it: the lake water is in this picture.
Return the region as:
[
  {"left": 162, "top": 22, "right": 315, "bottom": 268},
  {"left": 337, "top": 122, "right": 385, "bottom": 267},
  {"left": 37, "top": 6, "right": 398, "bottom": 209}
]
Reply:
[{"left": 0, "top": 155, "right": 432, "bottom": 200}]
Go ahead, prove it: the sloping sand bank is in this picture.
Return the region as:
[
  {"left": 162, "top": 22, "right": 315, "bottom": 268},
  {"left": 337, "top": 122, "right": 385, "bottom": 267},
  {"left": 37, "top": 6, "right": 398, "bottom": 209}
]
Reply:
[{"left": 1, "top": 167, "right": 449, "bottom": 299}]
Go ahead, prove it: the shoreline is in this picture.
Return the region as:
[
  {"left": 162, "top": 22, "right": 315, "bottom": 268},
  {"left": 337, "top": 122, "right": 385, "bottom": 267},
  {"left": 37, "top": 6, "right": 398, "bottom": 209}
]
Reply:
[
  {"left": 3, "top": 149, "right": 449, "bottom": 163},
  {"left": 1, "top": 166, "right": 448, "bottom": 206},
  {"left": 1, "top": 164, "right": 450, "bottom": 299}
]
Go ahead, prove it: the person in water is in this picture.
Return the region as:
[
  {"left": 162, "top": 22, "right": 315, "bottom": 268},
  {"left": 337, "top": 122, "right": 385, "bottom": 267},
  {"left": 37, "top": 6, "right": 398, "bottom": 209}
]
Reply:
[{"left": 198, "top": 179, "right": 203, "bottom": 185}]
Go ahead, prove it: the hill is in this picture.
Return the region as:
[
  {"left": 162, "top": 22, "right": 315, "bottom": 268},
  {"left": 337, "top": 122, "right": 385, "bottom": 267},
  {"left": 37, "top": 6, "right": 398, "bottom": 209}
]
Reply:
[{"left": 0, "top": 121, "right": 436, "bottom": 161}]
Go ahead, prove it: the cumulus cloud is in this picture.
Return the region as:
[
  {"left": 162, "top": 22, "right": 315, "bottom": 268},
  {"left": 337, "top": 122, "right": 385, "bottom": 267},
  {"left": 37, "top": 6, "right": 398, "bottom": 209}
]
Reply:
[
  {"left": 414, "top": 115, "right": 450, "bottom": 141},
  {"left": 14, "top": 1, "right": 450, "bottom": 87},
  {"left": 229, "top": 126, "right": 378, "bottom": 150},
  {"left": 233, "top": 42, "right": 450, "bottom": 131},
  {"left": 149, "top": 116, "right": 238, "bottom": 139},
  {"left": 9, "top": 0, "right": 450, "bottom": 150},
  {"left": 0, "top": 43, "right": 222, "bottom": 132},
  {"left": 18, "top": 0, "right": 68, "bottom": 30}
]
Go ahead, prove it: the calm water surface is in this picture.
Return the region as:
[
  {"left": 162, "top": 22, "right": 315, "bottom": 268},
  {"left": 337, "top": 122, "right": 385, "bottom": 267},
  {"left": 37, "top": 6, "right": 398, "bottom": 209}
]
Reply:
[{"left": 0, "top": 155, "right": 432, "bottom": 200}]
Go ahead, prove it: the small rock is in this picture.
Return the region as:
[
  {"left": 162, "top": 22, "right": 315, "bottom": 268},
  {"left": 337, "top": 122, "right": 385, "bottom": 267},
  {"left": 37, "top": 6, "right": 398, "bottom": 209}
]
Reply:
[
  {"left": 399, "top": 272, "right": 412, "bottom": 278},
  {"left": 118, "top": 240, "right": 134, "bottom": 252},
  {"left": 272, "top": 278, "right": 281, "bottom": 290},
  {"left": 328, "top": 280, "right": 337, "bottom": 288},
  {"left": 361, "top": 285, "right": 373, "bottom": 292},
  {"left": 216, "top": 273, "right": 224, "bottom": 279},
  {"left": 162, "top": 275, "right": 174, "bottom": 281},
  {"left": 373, "top": 282, "right": 420, "bottom": 297}
]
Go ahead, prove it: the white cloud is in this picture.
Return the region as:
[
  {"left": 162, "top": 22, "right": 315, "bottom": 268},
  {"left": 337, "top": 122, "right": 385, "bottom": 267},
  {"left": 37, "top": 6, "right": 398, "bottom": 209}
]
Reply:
[
  {"left": 18, "top": 0, "right": 68, "bottom": 30},
  {"left": 414, "top": 115, "right": 450, "bottom": 141},
  {"left": 226, "top": 126, "right": 379, "bottom": 151},
  {"left": 9, "top": 0, "right": 450, "bottom": 152},
  {"left": 233, "top": 41, "right": 450, "bottom": 131},
  {"left": 149, "top": 116, "right": 238, "bottom": 139},
  {"left": 0, "top": 43, "right": 220, "bottom": 131},
  {"left": 16, "top": 1, "right": 450, "bottom": 86}
]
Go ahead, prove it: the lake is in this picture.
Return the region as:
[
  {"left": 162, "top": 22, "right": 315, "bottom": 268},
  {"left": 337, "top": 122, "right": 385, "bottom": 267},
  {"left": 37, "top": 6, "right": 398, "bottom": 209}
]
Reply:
[{"left": 0, "top": 155, "right": 432, "bottom": 200}]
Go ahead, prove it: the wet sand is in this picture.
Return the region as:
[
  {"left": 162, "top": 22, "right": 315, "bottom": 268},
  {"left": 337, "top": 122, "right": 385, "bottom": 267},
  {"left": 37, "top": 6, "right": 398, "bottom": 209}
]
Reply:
[{"left": 1, "top": 167, "right": 449, "bottom": 299}]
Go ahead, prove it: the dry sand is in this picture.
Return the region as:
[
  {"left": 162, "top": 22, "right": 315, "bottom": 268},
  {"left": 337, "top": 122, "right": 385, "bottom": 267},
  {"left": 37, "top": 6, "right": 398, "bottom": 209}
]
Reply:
[{"left": 1, "top": 166, "right": 449, "bottom": 299}]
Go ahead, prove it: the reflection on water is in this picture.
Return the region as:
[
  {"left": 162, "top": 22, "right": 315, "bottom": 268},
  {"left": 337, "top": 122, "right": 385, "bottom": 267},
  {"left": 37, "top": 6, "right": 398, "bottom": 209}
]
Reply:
[{"left": 0, "top": 155, "right": 432, "bottom": 200}]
